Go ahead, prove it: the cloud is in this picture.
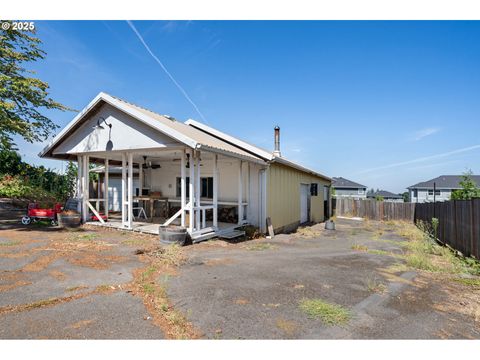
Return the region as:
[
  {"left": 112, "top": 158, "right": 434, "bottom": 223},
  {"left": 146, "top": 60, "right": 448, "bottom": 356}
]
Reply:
[
  {"left": 410, "top": 127, "right": 440, "bottom": 141},
  {"left": 358, "top": 144, "right": 480, "bottom": 174}
]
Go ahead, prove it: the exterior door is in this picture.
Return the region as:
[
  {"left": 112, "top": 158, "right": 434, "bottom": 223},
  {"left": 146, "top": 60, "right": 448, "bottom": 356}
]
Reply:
[{"left": 300, "top": 184, "right": 309, "bottom": 223}]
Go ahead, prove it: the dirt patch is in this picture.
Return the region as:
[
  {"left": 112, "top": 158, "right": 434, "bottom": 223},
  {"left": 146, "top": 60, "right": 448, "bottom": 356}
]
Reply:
[
  {"left": 49, "top": 270, "right": 66, "bottom": 281},
  {"left": 0, "top": 280, "right": 32, "bottom": 292},
  {"left": 204, "top": 257, "right": 235, "bottom": 266},
  {"left": 234, "top": 298, "right": 250, "bottom": 305},
  {"left": 276, "top": 318, "right": 299, "bottom": 336},
  {"left": 66, "top": 254, "right": 128, "bottom": 270},
  {"left": 22, "top": 254, "right": 61, "bottom": 272},
  {"left": 130, "top": 245, "right": 200, "bottom": 339},
  {"left": 68, "top": 319, "right": 95, "bottom": 329}
]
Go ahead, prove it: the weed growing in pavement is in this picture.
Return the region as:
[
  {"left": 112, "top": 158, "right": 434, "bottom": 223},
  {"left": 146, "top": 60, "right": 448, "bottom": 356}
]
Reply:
[{"left": 299, "top": 298, "right": 351, "bottom": 325}]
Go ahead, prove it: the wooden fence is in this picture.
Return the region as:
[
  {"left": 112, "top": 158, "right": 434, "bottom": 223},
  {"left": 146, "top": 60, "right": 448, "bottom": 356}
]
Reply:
[
  {"left": 333, "top": 198, "right": 415, "bottom": 221},
  {"left": 415, "top": 199, "right": 480, "bottom": 258}
]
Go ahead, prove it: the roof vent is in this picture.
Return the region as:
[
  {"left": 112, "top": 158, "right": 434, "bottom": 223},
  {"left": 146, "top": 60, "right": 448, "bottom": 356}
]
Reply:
[
  {"left": 273, "top": 126, "right": 281, "bottom": 157},
  {"left": 163, "top": 114, "right": 175, "bottom": 121}
]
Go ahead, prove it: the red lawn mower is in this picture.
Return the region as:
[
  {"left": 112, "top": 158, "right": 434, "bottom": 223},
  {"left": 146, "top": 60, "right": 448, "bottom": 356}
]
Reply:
[{"left": 21, "top": 203, "right": 63, "bottom": 226}]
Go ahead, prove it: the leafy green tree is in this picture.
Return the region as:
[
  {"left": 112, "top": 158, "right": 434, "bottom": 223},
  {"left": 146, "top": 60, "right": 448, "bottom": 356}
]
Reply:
[
  {"left": 0, "top": 21, "right": 71, "bottom": 151},
  {"left": 401, "top": 191, "right": 409, "bottom": 202},
  {"left": 451, "top": 170, "right": 480, "bottom": 200},
  {"left": 0, "top": 149, "right": 23, "bottom": 175},
  {"left": 375, "top": 195, "right": 384, "bottom": 202}
]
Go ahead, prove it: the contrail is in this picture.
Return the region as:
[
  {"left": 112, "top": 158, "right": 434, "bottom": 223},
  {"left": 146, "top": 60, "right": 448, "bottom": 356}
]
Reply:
[
  {"left": 358, "top": 144, "right": 480, "bottom": 174},
  {"left": 126, "top": 20, "right": 208, "bottom": 124}
]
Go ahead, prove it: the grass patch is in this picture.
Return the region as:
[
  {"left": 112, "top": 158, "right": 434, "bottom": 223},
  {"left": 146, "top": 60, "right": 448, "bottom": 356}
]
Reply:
[
  {"left": 77, "top": 233, "right": 98, "bottom": 241},
  {"left": 295, "top": 226, "right": 321, "bottom": 239},
  {"left": 453, "top": 277, "right": 480, "bottom": 288},
  {"left": 122, "top": 239, "right": 149, "bottom": 246},
  {"left": 299, "top": 298, "right": 351, "bottom": 325},
  {"left": 66, "top": 285, "right": 88, "bottom": 292},
  {"left": 245, "top": 242, "right": 275, "bottom": 251},
  {"left": 0, "top": 241, "right": 20, "bottom": 247},
  {"left": 142, "top": 283, "right": 156, "bottom": 294},
  {"left": 365, "top": 277, "right": 387, "bottom": 293},
  {"left": 132, "top": 247, "right": 197, "bottom": 339},
  {"left": 351, "top": 243, "right": 368, "bottom": 251}
]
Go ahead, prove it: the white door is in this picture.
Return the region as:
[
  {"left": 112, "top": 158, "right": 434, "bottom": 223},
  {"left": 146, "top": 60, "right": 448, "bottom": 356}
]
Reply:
[
  {"left": 300, "top": 184, "right": 309, "bottom": 223},
  {"left": 108, "top": 178, "right": 139, "bottom": 212}
]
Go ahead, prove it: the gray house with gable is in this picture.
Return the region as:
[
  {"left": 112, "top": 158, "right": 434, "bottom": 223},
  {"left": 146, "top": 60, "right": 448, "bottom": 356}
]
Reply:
[
  {"left": 332, "top": 177, "right": 367, "bottom": 200},
  {"left": 407, "top": 175, "right": 480, "bottom": 203}
]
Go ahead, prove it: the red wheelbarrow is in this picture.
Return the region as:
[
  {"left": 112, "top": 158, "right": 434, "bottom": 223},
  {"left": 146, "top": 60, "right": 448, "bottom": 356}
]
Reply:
[{"left": 21, "top": 203, "right": 63, "bottom": 226}]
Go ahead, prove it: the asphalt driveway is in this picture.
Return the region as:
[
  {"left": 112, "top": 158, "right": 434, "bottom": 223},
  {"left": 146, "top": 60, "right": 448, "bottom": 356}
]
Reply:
[{"left": 1, "top": 206, "right": 479, "bottom": 339}]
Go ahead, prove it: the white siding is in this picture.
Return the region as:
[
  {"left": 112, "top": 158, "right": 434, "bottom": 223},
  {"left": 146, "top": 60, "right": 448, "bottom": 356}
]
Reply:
[
  {"left": 53, "top": 103, "right": 181, "bottom": 155},
  {"left": 410, "top": 189, "right": 452, "bottom": 203}
]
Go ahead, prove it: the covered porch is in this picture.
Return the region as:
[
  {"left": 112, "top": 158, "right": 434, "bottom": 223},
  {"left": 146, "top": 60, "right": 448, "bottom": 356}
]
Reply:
[{"left": 78, "top": 147, "right": 257, "bottom": 242}]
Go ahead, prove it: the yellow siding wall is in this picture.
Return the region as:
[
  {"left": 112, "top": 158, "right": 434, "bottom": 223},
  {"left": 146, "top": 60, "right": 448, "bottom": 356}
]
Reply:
[{"left": 266, "top": 163, "right": 331, "bottom": 232}]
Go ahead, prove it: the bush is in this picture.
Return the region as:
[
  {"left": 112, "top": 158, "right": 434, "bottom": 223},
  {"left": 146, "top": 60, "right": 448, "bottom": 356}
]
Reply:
[{"left": 0, "top": 174, "right": 57, "bottom": 205}]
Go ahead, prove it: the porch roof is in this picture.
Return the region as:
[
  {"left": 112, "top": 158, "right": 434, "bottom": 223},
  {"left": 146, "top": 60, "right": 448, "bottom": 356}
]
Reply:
[{"left": 39, "top": 92, "right": 265, "bottom": 164}]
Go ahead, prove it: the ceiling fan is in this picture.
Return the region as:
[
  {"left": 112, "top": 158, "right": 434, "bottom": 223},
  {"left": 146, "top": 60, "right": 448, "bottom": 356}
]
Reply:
[{"left": 142, "top": 156, "right": 161, "bottom": 169}]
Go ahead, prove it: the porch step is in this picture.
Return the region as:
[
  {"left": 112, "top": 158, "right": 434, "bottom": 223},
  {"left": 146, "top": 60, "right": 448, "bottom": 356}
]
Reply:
[
  {"left": 218, "top": 230, "right": 246, "bottom": 240},
  {"left": 191, "top": 231, "right": 217, "bottom": 243}
]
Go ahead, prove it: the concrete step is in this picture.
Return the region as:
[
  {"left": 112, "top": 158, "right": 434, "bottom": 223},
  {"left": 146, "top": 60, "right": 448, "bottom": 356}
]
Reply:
[{"left": 218, "top": 230, "right": 246, "bottom": 240}]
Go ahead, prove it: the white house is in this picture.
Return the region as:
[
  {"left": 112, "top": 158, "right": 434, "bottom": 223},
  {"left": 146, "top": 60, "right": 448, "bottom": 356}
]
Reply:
[
  {"left": 407, "top": 175, "right": 480, "bottom": 203},
  {"left": 39, "top": 92, "right": 331, "bottom": 242}
]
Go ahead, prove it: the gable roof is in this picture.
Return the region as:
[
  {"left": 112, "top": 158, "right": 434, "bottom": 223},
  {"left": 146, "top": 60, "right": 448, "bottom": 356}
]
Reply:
[
  {"left": 367, "top": 190, "right": 403, "bottom": 199},
  {"left": 407, "top": 175, "right": 480, "bottom": 190},
  {"left": 39, "top": 92, "right": 264, "bottom": 163},
  {"left": 39, "top": 92, "right": 331, "bottom": 180},
  {"left": 332, "top": 177, "right": 367, "bottom": 189},
  {"left": 186, "top": 119, "right": 331, "bottom": 181}
]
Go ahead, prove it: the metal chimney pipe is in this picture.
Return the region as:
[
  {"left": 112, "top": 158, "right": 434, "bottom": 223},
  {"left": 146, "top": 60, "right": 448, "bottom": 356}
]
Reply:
[{"left": 273, "top": 126, "right": 281, "bottom": 157}]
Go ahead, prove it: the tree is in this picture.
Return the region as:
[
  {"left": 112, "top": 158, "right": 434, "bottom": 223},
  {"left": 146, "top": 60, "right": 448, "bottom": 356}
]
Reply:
[
  {"left": 0, "top": 21, "right": 71, "bottom": 151},
  {"left": 401, "top": 191, "right": 409, "bottom": 202},
  {"left": 451, "top": 170, "right": 480, "bottom": 200}
]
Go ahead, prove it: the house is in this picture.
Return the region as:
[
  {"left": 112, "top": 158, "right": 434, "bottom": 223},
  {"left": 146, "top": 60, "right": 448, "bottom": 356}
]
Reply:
[
  {"left": 367, "top": 190, "right": 404, "bottom": 203},
  {"left": 39, "top": 92, "right": 331, "bottom": 241},
  {"left": 331, "top": 177, "right": 367, "bottom": 199},
  {"left": 407, "top": 175, "right": 480, "bottom": 203}
]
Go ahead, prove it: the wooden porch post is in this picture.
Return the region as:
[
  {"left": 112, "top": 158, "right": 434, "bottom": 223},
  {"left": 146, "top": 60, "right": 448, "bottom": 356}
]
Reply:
[
  {"left": 238, "top": 160, "right": 243, "bottom": 225},
  {"left": 77, "top": 155, "right": 83, "bottom": 213},
  {"left": 180, "top": 149, "right": 186, "bottom": 227},
  {"left": 189, "top": 149, "right": 195, "bottom": 233},
  {"left": 121, "top": 153, "right": 127, "bottom": 227},
  {"left": 246, "top": 162, "right": 250, "bottom": 223},
  {"left": 195, "top": 151, "right": 201, "bottom": 229},
  {"left": 139, "top": 161, "right": 143, "bottom": 197},
  {"left": 127, "top": 152, "right": 133, "bottom": 229},
  {"left": 104, "top": 158, "right": 109, "bottom": 219},
  {"left": 82, "top": 155, "right": 90, "bottom": 223},
  {"left": 213, "top": 154, "right": 218, "bottom": 228}
]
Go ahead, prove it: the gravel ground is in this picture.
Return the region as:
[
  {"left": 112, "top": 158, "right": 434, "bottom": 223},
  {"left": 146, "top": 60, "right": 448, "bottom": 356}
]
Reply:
[{"left": 1, "top": 207, "right": 479, "bottom": 339}]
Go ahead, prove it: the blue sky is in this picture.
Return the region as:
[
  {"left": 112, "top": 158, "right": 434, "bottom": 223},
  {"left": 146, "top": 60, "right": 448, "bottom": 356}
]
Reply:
[{"left": 16, "top": 20, "right": 480, "bottom": 193}]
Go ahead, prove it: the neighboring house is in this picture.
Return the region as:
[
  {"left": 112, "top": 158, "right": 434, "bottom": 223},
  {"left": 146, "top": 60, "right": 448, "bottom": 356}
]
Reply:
[
  {"left": 407, "top": 175, "right": 480, "bottom": 203},
  {"left": 367, "top": 190, "right": 404, "bottom": 203},
  {"left": 332, "top": 177, "right": 367, "bottom": 199},
  {"left": 39, "top": 92, "right": 331, "bottom": 241}
]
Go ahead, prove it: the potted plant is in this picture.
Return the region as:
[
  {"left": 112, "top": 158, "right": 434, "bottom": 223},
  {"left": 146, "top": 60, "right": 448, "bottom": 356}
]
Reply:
[{"left": 57, "top": 210, "right": 81, "bottom": 228}]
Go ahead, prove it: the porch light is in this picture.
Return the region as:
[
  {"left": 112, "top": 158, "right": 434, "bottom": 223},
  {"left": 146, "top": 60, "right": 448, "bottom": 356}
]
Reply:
[{"left": 93, "top": 117, "right": 112, "bottom": 130}]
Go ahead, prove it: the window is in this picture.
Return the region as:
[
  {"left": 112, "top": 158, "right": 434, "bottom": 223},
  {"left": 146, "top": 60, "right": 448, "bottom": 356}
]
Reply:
[
  {"left": 428, "top": 190, "right": 433, "bottom": 195},
  {"left": 176, "top": 177, "right": 213, "bottom": 198},
  {"left": 358, "top": 189, "right": 365, "bottom": 195},
  {"left": 428, "top": 189, "right": 441, "bottom": 196},
  {"left": 413, "top": 189, "right": 418, "bottom": 197}
]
